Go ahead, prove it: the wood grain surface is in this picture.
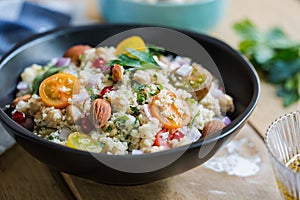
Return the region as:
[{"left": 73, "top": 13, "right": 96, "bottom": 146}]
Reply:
[{"left": 0, "top": 145, "right": 74, "bottom": 200}]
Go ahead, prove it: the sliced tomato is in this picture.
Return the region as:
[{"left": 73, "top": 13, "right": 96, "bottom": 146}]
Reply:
[
  {"left": 39, "top": 73, "right": 80, "bottom": 109},
  {"left": 150, "top": 91, "right": 190, "bottom": 129},
  {"left": 154, "top": 129, "right": 185, "bottom": 149}
]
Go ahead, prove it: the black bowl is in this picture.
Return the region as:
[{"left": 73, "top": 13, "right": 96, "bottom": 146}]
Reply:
[{"left": 0, "top": 24, "right": 259, "bottom": 185}]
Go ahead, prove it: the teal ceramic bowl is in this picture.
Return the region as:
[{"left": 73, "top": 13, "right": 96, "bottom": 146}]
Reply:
[{"left": 98, "top": 0, "right": 229, "bottom": 33}]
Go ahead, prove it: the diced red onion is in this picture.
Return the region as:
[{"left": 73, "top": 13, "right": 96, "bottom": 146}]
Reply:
[
  {"left": 55, "top": 57, "right": 71, "bottom": 67},
  {"left": 175, "top": 56, "right": 191, "bottom": 66},
  {"left": 180, "top": 126, "right": 201, "bottom": 142},
  {"left": 176, "top": 64, "right": 193, "bottom": 77},
  {"left": 59, "top": 128, "right": 72, "bottom": 140},
  {"left": 17, "top": 81, "right": 28, "bottom": 90},
  {"left": 72, "top": 90, "right": 90, "bottom": 103},
  {"left": 143, "top": 104, "right": 152, "bottom": 119},
  {"left": 100, "top": 65, "right": 111, "bottom": 74},
  {"left": 88, "top": 74, "right": 102, "bottom": 87},
  {"left": 210, "top": 85, "right": 224, "bottom": 99},
  {"left": 154, "top": 56, "right": 167, "bottom": 69},
  {"left": 223, "top": 116, "right": 231, "bottom": 126}
]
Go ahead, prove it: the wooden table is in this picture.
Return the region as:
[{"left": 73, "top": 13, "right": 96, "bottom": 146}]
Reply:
[{"left": 1, "top": 0, "right": 299, "bottom": 199}]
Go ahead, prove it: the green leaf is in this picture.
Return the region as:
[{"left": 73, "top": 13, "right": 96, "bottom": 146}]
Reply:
[
  {"left": 106, "top": 56, "right": 140, "bottom": 68},
  {"left": 85, "top": 86, "right": 100, "bottom": 101},
  {"left": 147, "top": 45, "right": 165, "bottom": 55},
  {"left": 253, "top": 45, "right": 275, "bottom": 64},
  {"left": 139, "top": 62, "right": 162, "bottom": 70},
  {"left": 107, "top": 49, "right": 162, "bottom": 71},
  {"left": 127, "top": 48, "right": 157, "bottom": 64},
  {"left": 266, "top": 27, "right": 297, "bottom": 49},
  {"left": 133, "top": 82, "right": 145, "bottom": 92},
  {"left": 106, "top": 125, "right": 113, "bottom": 133},
  {"left": 238, "top": 40, "right": 257, "bottom": 56},
  {"left": 267, "top": 59, "right": 300, "bottom": 83},
  {"left": 271, "top": 48, "right": 300, "bottom": 61},
  {"left": 130, "top": 106, "right": 140, "bottom": 117},
  {"left": 137, "top": 92, "right": 147, "bottom": 105},
  {"left": 277, "top": 87, "right": 299, "bottom": 107},
  {"left": 233, "top": 19, "right": 263, "bottom": 41},
  {"left": 233, "top": 19, "right": 300, "bottom": 107}
]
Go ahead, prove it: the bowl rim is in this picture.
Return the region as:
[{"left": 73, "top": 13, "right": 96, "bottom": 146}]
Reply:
[{"left": 0, "top": 23, "right": 260, "bottom": 158}]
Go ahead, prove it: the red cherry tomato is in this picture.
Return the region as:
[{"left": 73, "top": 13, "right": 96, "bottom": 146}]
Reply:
[
  {"left": 154, "top": 129, "right": 171, "bottom": 149},
  {"left": 169, "top": 130, "right": 185, "bottom": 141}
]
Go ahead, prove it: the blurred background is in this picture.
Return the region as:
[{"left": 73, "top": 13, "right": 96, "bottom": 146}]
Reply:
[{"left": 0, "top": 0, "right": 230, "bottom": 58}]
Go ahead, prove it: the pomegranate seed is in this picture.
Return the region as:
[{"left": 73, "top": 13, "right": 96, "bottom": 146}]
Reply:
[
  {"left": 100, "top": 86, "right": 114, "bottom": 98},
  {"left": 93, "top": 58, "right": 105, "bottom": 69},
  {"left": 12, "top": 111, "right": 26, "bottom": 124}
]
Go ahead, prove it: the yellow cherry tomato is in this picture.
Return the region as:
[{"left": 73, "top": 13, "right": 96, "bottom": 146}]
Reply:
[
  {"left": 39, "top": 73, "right": 80, "bottom": 109},
  {"left": 67, "top": 132, "right": 102, "bottom": 153},
  {"left": 115, "top": 36, "right": 146, "bottom": 56}
]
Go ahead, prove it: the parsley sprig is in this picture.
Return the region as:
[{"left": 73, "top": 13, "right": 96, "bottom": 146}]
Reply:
[
  {"left": 107, "top": 47, "right": 163, "bottom": 71},
  {"left": 233, "top": 19, "right": 300, "bottom": 106}
]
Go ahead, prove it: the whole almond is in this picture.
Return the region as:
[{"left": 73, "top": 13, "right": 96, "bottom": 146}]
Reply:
[
  {"left": 202, "top": 120, "right": 225, "bottom": 137},
  {"left": 112, "top": 64, "right": 123, "bottom": 82},
  {"left": 63, "top": 45, "right": 92, "bottom": 66},
  {"left": 11, "top": 94, "right": 31, "bottom": 108},
  {"left": 90, "top": 99, "right": 111, "bottom": 128}
]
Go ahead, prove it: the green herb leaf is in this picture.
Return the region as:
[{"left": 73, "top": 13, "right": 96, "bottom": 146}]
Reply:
[
  {"left": 147, "top": 44, "right": 165, "bottom": 55},
  {"left": 233, "top": 19, "right": 300, "bottom": 106},
  {"left": 137, "top": 92, "right": 147, "bottom": 105},
  {"left": 107, "top": 47, "right": 162, "bottom": 71},
  {"left": 130, "top": 106, "right": 140, "bottom": 117},
  {"left": 86, "top": 86, "right": 100, "bottom": 101},
  {"left": 127, "top": 48, "right": 157, "bottom": 64},
  {"left": 233, "top": 19, "right": 263, "bottom": 41},
  {"left": 106, "top": 125, "right": 113, "bottom": 133},
  {"left": 47, "top": 135, "right": 54, "bottom": 140},
  {"left": 115, "top": 115, "right": 129, "bottom": 128},
  {"left": 133, "top": 82, "right": 145, "bottom": 92},
  {"left": 31, "top": 66, "right": 67, "bottom": 94},
  {"left": 149, "top": 84, "right": 163, "bottom": 96}
]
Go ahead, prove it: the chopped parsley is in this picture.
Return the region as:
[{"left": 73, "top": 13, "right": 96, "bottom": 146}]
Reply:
[
  {"left": 86, "top": 86, "right": 100, "bottom": 101},
  {"left": 137, "top": 92, "right": 147, "bottom": 105},
  {"left": 115, "top": 115, "right": 129, "bottom": 128},
  {"left": 106, "top": 125, "right": 113, "bottom": 133},
  {"left": 149, "top": 84, "right": 163, "bottom": 96},
  {"left": 130, "top": 106, "right": 141, "bottom": 117},
  {"left": 47, "top": 135, "right": 54, "bottom": 140}
]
